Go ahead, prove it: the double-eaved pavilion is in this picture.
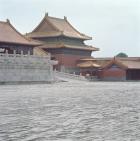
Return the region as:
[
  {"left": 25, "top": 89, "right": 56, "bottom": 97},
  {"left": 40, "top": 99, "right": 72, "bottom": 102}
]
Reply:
[
  {"left": 27, "top": 13, "right": 99, "bottom": 74},
  {"left": 0, "top": 19, "right": 39, "bottom": 54}
]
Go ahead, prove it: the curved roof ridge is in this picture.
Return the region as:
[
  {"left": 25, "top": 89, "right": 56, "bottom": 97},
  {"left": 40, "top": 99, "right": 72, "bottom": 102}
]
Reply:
[
  {"left": 28, "top": 13, "right": 93, "bottom": 40},
  {"left": 0, "top": 19, "right": 39, "bottom": 46},
  {"left": 65, "top": 18, "right": 92, "bottom": 40},
  {"left": 46, "top": 16, "right": 61, "bottom": 32},
  {"left": 48, "top": 15, "right": 92, "bottom": 40},
  {"left": 7, "top": 20, "right": 39, "bottom": 45},
  {"left": 32, "top": 14, "right": 60, "bottom": 32},
  {"left": 47, "top": 15, "right": 64, "bottom": 21},
  {"left": 102, "top": 58, "right": 128, "bottom": 69},
  {"left": 32, "top": 16, "right": 46, "bottom": 32}
]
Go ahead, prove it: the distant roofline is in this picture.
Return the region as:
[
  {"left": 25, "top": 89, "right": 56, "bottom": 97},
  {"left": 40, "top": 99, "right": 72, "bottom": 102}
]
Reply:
[
  {"left": 102, "top": 58, "right": 128, "bottom": 69},
  {"left": 95, "top": 57, "right": 140, "bottom": 61}
]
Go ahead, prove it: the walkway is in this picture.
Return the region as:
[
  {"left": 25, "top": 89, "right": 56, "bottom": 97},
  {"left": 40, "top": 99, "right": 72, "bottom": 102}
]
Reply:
[{"left": 54, "top": 71, "right": 88, "bottom": 82}]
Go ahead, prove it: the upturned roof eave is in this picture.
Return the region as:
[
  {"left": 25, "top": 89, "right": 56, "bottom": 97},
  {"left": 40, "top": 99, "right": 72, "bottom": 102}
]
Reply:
[
  {"left": 26, "top": 32, "right": 92, "bottom": 40},
  {"left": 63, "top": 16, "right": 92, "bottom": 40},
  {"left": 0, "top": 20, "right": 40, "bottom": 46},
  {"left": 0, "top": 40, "right": 40, "bottom": 47},
  {"left": 77, "top": 62, "right": 101, "bottom": 68},
  {"left": 28, "top": 14, "right": 92, "bottom": 40},
  {"left": 38, "top": 43, "right": 98, "bottom": 51}
]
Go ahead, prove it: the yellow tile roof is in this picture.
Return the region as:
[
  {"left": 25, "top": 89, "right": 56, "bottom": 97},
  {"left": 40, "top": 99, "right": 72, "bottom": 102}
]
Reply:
[
  {"left": 0, "top": 20, "right": 40, "bottom": 46},
  {"left": 27, "top": 14, "right": 92, "bottom": 40},
  {"left": 77, "top": 61, "right": 100, "bottom": 68},
  {"left": 38, "top": 43, "right": 99, "bottom": 51}
]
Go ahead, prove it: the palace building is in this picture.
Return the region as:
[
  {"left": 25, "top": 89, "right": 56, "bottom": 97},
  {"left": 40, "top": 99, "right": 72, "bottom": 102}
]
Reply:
[
  {"left": 27, "top": 13, "right": 99, "bottom": 73},
  {"left": 0, "top": 19, "right": 57, "bottom": 83},
  {"left": 1, "top": 15, "right": 140, "bottom": 81},
  {"left": 0, "top": 19, "right": 40, "bottom": 54},
  {"left": 79, "top": 57, "right": 140, "bottom": 81},
  {"left": 99, "top": 57, "right": 140, "bottom": 81}
]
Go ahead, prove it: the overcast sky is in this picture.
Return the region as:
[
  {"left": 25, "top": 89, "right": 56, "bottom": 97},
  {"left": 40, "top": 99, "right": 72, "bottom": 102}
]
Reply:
[{"left": 0, "top": 0, "right": 140, "bottom": 57}]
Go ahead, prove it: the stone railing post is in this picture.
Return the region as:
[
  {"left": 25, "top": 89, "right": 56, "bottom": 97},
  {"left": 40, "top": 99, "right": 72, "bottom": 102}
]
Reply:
[
  {"left": 13, "top": 50, "right": 16, "bottom": 58},
  {"left": 13, "top": 50, "right": 16, "bottom": 55},
  {"left": 5, "top": 49, "right": 8, "bottom": 57},
  {"left": 48, "top": 53, "right": 51, "bottom": 59},
  {"left": 5, "top": 49, "right": 8, "bottom": 54},
  {"left": 28, "top": 50, "right": 30, "bottom": 56},
  {"left": 21, "top": 50, "right": 23, "bottom": 56}
]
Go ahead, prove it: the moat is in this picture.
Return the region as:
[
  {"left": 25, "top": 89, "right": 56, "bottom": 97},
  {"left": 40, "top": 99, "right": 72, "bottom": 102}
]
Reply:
[{"left": 0, "top": 82, "right": 140, "bottom": 141}]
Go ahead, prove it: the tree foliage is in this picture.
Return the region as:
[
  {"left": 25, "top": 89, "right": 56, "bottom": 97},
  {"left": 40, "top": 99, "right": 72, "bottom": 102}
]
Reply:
[{"left": 116, "top": 52, "right": 128, "bottom": 57}]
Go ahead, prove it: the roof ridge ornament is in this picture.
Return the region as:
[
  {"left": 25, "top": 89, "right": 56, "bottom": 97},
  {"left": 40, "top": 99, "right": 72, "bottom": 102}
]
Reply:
[
  {"left": 6, "top": 19, "right": 10, "bottom": 24},
  {"left": 45, "top": 12, "right": 49, "bottom": 17},
  {"left": 64, "top": 16, "right": 67, "bottom": 21}
]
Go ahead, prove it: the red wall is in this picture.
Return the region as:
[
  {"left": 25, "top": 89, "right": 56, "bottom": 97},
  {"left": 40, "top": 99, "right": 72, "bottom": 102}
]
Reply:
[
  {"left": 54, "top": 53, "right": 86, "bottom": 67},
  {"left": 98, "top": 67, "right": 126, "bottom": 81}
]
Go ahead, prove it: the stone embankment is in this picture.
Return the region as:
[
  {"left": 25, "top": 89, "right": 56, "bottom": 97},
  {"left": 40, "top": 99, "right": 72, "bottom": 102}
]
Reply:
[{"left": 0, "top": 53, "right": 57, "bottom": 84}]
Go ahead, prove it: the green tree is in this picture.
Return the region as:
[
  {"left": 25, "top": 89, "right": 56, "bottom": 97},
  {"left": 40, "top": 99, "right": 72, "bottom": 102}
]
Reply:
[{"left": 116, "top": 52, "right": 128, "bottom": 57}]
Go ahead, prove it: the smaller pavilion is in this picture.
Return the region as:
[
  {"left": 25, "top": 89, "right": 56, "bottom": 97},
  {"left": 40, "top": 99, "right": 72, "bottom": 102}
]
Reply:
[{"left": 77, "top": 57, "right": 100, "bottom": 76}]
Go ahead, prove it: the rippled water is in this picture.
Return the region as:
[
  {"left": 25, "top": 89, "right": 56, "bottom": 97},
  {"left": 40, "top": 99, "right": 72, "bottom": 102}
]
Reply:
[{"left": 0, "top": 81, "right": 140, "bottom": 141}]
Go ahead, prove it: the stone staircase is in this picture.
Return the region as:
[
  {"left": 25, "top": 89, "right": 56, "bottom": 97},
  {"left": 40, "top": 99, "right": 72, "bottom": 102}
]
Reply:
[{"left": 54, "top": 70, "right": 88, "bottom": 82}]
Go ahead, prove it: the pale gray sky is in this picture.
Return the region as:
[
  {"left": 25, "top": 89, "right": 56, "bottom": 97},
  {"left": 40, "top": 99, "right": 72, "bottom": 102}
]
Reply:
[{"left": 0, "top": 0, "right": 140, "bottom": 57}]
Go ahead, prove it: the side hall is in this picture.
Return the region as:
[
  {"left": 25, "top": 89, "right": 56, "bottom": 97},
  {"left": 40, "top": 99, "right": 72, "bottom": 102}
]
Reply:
[{"left": 78, "top": 57, "right": 140, "bottom": 81}]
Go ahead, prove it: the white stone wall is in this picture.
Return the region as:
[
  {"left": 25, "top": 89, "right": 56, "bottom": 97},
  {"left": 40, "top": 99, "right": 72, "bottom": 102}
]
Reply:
[{"left": 0, "top": 53, "right": 56, "bottom": 83}]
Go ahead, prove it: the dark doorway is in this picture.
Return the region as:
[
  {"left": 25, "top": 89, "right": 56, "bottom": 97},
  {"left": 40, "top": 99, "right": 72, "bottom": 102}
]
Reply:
[{"left": 126, "top": 69, "right": 140, "bottom": 80}]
